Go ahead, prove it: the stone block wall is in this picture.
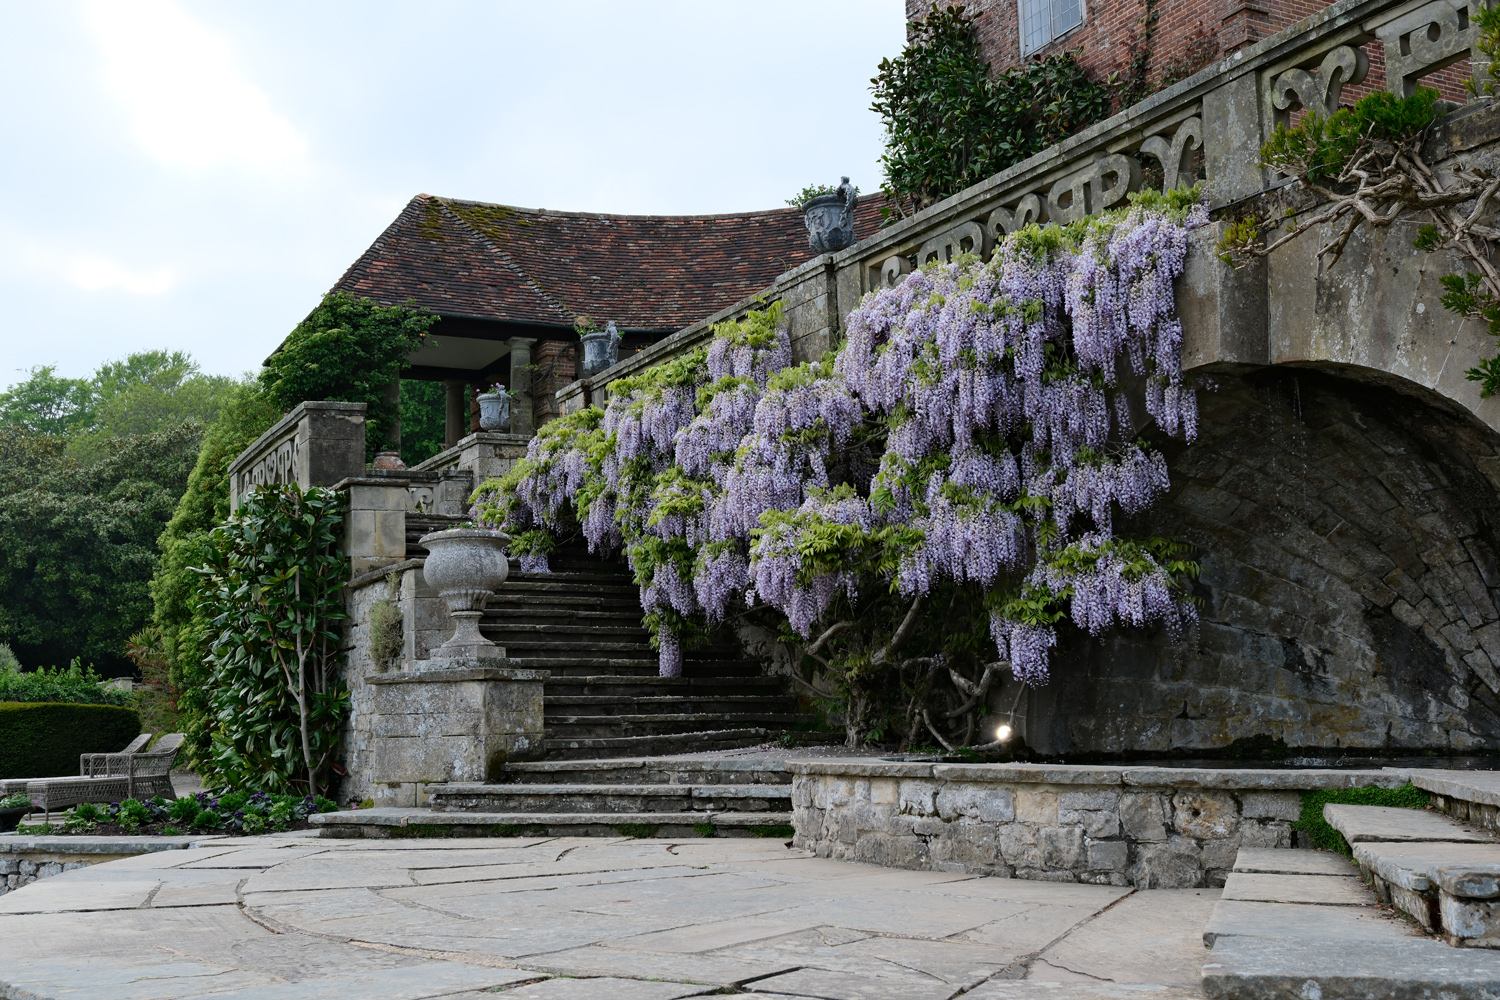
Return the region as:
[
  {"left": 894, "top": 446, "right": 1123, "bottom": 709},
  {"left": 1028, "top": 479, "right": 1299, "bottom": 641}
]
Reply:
[{"left": 791, "top": 761, "right": 1404, "bottom": 887}]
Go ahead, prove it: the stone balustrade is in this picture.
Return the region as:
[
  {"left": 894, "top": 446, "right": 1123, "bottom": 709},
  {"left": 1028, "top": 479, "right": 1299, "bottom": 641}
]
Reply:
[
  {"left": 227, "top": 401, "right": 367, "bottom": 512},
  {"left": 557, "top": 0, "right": 1500, "bottom": 433}
]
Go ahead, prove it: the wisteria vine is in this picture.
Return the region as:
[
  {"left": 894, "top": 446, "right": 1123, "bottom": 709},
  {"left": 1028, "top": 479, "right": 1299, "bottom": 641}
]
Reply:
[{"left": 474, "top": 188, "right": 1207, "bottom": 744}]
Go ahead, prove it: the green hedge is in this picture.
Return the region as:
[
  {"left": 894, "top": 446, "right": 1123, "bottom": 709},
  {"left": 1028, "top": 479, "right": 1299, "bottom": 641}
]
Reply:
[{"left": 0, "top": 702, "right": 142, "bottom": 779}]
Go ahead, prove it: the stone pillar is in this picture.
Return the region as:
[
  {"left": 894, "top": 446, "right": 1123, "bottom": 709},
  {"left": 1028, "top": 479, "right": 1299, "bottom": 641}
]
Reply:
[
  {"left": 508, "top": 337, "right": 537, "bottom": 437},
  {"left": 342, "top": 479, "right": 408, "bottom": 577},
  {"left": 1201, "top": 74, "right": 1266, "bottom": 209},
  {"left": 443, "top": 380, "right": 466, "bottom": 448}
]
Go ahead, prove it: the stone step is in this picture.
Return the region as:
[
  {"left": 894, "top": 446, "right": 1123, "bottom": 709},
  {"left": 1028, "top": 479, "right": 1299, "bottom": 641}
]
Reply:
[
  {"left": 493, "top": 638, "right": 656, "bottom": 654},
  {"left": 483, "top": 608, "right": 645, "bottom": 624},
  {"left": 486, "top": 592, "right": 642, "bottom": 609},
  {"left": 544, "top": 676, "right": 787, "bottom": 695},
  {"left": 544, "top": 727, "right": 771, "bottom": 759},
  {"left": 312, "top": 807, "right": 795, "bottom": 839},
  {"left": 485, "top": 623, "right": 653, "bottom": 640},
  {"left": 508, "top": 657, "right": 659, "bottom": 675},
  {"left": 498, "top": 756, "right": 794, "bottom": 786},
  {"left": 1203, "top": 936, "right": 1500, "bottom": 998},
  {"left": 427, "top": 782, "right": 791, "bottom": 814},
  {"left": 545, "top": 712, "right": 812, "bottom": 739},
  {"left": 493, "top": 579, "right": 640, "bottom": 597},
  {"left": 545, "top": 694, "right": 797, "bottom": 715},
  {"left": 1324, "top": 803, "right": 1497, "bottom": 844}
]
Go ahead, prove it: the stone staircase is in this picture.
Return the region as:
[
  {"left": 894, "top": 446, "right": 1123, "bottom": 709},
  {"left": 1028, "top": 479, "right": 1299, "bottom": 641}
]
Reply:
[{"left": 408, "top": 523, "right": 824, "bottom": 759}]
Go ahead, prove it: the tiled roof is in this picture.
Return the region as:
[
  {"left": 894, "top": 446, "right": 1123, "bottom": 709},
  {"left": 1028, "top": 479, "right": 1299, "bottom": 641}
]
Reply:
[{"left": 331, "top": 194, "right": 888, "bottom": 333}]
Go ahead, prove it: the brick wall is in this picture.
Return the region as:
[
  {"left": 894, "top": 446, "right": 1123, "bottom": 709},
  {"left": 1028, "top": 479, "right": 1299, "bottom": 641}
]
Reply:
[
  {"left": 907, "top": 0, "right": 1470, "bottom": 103},
  {"left": 1022, "top": 370, "right": 1500, "bottom": 754}
]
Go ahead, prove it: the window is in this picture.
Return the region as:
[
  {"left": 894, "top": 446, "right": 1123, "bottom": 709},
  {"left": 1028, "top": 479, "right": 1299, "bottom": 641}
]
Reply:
[{"left": 1020, "top": 0, "right": 1084, "bottom": 56}]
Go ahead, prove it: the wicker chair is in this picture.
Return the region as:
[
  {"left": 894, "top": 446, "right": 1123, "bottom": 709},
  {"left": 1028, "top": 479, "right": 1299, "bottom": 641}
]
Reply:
[
  {"left": 0, "top": 734, "right": 151, "bottom": 804},
  {"left": 80, "top": 732, "right": 152, "bottom": 777},
  {"left": 27, "top": 733, "right": 185, "bottom": 818}
]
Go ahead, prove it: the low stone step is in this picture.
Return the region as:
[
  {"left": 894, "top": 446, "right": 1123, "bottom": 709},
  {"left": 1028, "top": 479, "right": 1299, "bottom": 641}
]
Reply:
[
  {"left": 1352, "top": 840, "right": 1500, "bottom": 943},
  {"left": 487, "top": 593, "right": 641, "bottom": 609},
  {"left": 544, "top": 676, "right": 787, "bottom": 696},
  {"left": 483, "top": 608, "right": 645, "bottom": 624},
  {"left": 499, "top": 756, "right": 794, "bottom": 786},
  {"left": 494, "top": 579, "right": 640, "bottom": 596},
  {"left": 312, "top": 807, "right": 794, "bottom": 839},
  {"left": 1202, "top": 935, "right": 1500, "bottom": 998},
  {"left": 546, "top": 713, "right": 811, "bottom": 739},
  {"left": 1325, "top": 803, "right": 1496, "bottom": 844},
  {"left": 485, "top": 623, "right": 652, "bottom": 640},
  {"left": 495, "top": 638, "right": 656, "bottom": 654},
  {"left": 544, "top": 727, "right": 770, "bottom": 759},
  {"left": 427, "top": 782, "right": 791, "bottom": 814}
]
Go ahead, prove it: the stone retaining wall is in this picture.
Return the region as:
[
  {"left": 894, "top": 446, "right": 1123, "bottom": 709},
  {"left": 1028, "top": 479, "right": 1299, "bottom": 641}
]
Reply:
[
  {"left": 790, "top": 760, "right": 1407, "bottom": 888},
  {"left": 0, "top": 836, "right": 214, "bottom": 896}
]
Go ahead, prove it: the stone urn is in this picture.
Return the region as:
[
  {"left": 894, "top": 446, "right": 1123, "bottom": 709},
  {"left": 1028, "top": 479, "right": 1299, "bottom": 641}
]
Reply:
[
  {"left": 580, "top": 321, "right": 621, "bottom": 377},
  {"left": 477, "top": 391, "right": 511, "bottom": 432},
  {"left": 419, "top": 528, "right": 511, "bottom": 657},
  {"left": 803, "top": 177, "right": 859, "bottom": 253}
]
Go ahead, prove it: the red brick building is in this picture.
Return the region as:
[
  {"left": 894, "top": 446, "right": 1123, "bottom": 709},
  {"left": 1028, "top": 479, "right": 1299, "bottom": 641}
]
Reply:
[{"left": 912, "top": 0, "right": 1470, "bottom": 101}]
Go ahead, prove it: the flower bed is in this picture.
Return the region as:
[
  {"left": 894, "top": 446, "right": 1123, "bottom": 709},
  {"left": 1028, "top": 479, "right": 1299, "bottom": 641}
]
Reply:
[{"left": 17, "top": 791, "right": 337, "bottom": 838}]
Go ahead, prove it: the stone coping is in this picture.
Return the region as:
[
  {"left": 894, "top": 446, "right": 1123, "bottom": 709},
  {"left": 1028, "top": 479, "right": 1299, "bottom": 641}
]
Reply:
[
  {"left": 785, "top": 758, "right": 1412, "bottom": 790},
  {"left": 367, "top": 661, "right": 550, "bottom": 685},
  {"left": 226, "top": 400, "right": 366, "bottom": 478},
  {"left": 348, "top": 556, "right": 424, "bottom": 591},
  {"left": 410, "top": 432, "right": 533, "bottom": 473},
  {"left": 1408, "top": 769, "right": 1500, "bottom": 808},
  {"left": 0, "top": 835, "right": 225, "bottom": 854}
]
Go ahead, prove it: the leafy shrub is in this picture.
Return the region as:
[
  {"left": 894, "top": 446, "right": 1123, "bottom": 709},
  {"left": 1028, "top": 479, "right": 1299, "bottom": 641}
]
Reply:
[
  {"left": 0, "top": 794, "right": 30, "bottom": 810},
  {"left": 194, "top": 485, "right": 349, "bottom": 797},
  {"left": 1293, "top": 783, "right": 1430, "bottom": 854},
  {"left": 259, "top": 292, "right": 436, "bottom": 462},
  {"left": 0, "top": 660, "right": 131, "bottom": 706},
  {"left": 0, "top": 702, "right": 141, "bottom": 779},
  {"left": 872, "top": 5, "right": 1110, "bottom": 218}
]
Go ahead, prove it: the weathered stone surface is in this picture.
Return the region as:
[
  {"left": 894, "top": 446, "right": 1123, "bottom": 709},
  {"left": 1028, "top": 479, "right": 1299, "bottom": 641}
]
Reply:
[
  {"left": 1221, "top": 872, "right": 1372, "bottom": 906},
  {"left": 1203, "top": 935, "right": 1500, "bottom": 998},
  {"left": 1204, "top": 898, "right": 1413, "bottom": 946},
  {"left": 1325, "top": 803, "right": 1495, "bottom": 843},
  {"left": 1171, "top": 790, "right": 1239, "bottom": 839},
  {"left": 1232, "top": 848, "right": 1356, "bottom": 876}
]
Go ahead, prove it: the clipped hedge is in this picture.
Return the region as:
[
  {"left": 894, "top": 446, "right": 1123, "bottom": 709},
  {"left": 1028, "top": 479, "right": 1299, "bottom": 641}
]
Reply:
[{"left": 0, "top": 702, "right": 142, "bottom": 779}]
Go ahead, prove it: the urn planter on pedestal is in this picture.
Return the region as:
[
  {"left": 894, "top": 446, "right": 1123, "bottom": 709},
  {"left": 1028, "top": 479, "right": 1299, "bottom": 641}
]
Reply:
[
  {"left": 418, "top": 528, "right": 510, "bottom": 657},
  {"left": 803, "top": 177, "right": 859, "bottom": 253},
  {"left": 476, "top": 391, "right": 511, "bottom": 432}
]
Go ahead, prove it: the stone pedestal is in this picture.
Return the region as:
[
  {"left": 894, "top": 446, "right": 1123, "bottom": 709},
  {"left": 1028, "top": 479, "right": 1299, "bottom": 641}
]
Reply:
[{"left": 366, "top": 658, "right": 549, "bottom": 807}]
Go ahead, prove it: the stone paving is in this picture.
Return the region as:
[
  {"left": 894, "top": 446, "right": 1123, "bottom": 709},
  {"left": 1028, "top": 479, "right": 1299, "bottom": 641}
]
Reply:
[{"left": 0, "top": 833, "right": 1217, "bottom": 999}]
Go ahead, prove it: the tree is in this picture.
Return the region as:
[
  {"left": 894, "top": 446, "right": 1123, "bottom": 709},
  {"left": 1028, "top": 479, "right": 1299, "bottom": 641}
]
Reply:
[
  {"left": 0, "top": 423, "right": 200, "bottom": 675},
  {"left": 70, "top": 350, "right": 238, "bottom": 461},
  {"left": 0, "top": 366, "right": 94, "bottom": 436},
  {"left": 400, "top": 378, "right": 448, "bottom": 466},
  {"left": 260, "top": 292, "right": 437, "bottom": 461},
  {"left": 150, "top": 381, "right": 282, "bottom": 767},
  {"left": 872, "top": 5, "right": 1111, "bottom": 218}
]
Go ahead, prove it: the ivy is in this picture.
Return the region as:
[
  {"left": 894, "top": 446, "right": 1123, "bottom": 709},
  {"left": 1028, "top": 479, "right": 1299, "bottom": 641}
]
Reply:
[{"left": 193, "top": 484, "right": 349, "bottom": 798}]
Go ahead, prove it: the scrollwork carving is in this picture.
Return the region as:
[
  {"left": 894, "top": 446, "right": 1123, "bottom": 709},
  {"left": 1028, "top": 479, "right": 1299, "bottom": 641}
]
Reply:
[
  {"left": 1048, "top": 153, "right": 1141, "bottom": 224},
  {"left": 987, "top": 193, "right": 1047, "bottom": 241},
  {"left": 1139, "top": 117, "right": 1204, "bottom": 191},
  {"left": 1268, "top": 46, "right": 1369, "bottom": 128},
  {"left": 1376, "top": 0, "right": 1478, "bottom": 97},
  {"left": 915, "top": 221, "right": 988, "bottom": 266}
]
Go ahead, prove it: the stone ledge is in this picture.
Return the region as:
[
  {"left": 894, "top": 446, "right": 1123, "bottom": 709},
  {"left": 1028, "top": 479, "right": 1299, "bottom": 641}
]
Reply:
[
  {"left": 1202, "top": 934, "right": 1500, "bottom": 998},
  {"left": 788, "top": 759, "right": 1409, "bottom": 790},
  {"left": 0, "top": 835, "right": 224, "bottom": 854},
  {"left": 1409, "top": 770, "right": 1500, "bottom": 809},
  {"left": 367, "top": 661, "right": 550, "bottom": 685}
]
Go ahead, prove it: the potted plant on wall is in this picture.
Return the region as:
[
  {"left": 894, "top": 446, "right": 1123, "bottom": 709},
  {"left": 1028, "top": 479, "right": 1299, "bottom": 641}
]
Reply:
[
  {"left": 791, "top": 177, "right": 859, "bottom": 253},
  {"left": 577, "top": 315, "right": 622, "bottom": 378},
  {"left": 476, "top": 384, "right": 514, "bottom": 432}
]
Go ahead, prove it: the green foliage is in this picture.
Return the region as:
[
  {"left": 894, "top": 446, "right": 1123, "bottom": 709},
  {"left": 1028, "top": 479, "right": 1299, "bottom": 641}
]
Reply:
[
  {"left": 0, "top": 794, "right": 31, "bottom": 810},
  {"left": 194, "top": 485, "right": 349, "bottom": 797},
  {"left": 0, "top": 701, "right": 141, "bottom": 779},
  {"left": 68, "top": 351, "right": 237, "bottom": 463},
  {"left": 1471, "top": 4, "right": 1500, "bottom": 97},
  {"left": 0, "top": 366, "right": 95, "bottom": 436},
  {"left": 368, "top": 574, "right": 405, "bottom": 672},
  {"left": 261, "top": 292, "right": 437, "bottom": 460},
  {"left": 124, "top": 627, "right": 179, "bottom": 737},
  {"left": 0, "top": 659, "right": 131, "bottom": 706},
  {"left": 872, "top": 4, "right": 1110, "bottom": 217},
  {"left": 614, "top": 822, "right": 662, "bottom": 838},
  {"left": 1259, "top": 88, "right": 1439, "bottom": 185},
  {"left": 0, "top": 422, "right": 200, "bottom": 674},
  {"left": 786, "top": 182, "right": 859, "bottom": 208},
  {"left": 749, "top": 823, "right": 796, "bottom": 839},
  {"left": 399, "top": 377, "right": 448, "bottom": 465},
  {"left": 1437, "top": 271, "right": 1500, "bottom": 397},
  {"left": 1293, "top": 783, "right": 1429, "bottom": 854},
  {"left": 150, "top": 381, "right": 281, "bottom": 766}
]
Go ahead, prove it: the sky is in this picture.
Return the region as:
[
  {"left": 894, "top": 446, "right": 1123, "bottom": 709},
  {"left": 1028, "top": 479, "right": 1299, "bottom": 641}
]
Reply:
[{"left": 0, "top": 1, "right": 907, "bottom": 385}]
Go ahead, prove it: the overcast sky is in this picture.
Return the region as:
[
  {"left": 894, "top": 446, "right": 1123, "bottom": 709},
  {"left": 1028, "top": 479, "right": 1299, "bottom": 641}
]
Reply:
[{"left": 0, "top": 1, "right": 906, "bottom": 385}]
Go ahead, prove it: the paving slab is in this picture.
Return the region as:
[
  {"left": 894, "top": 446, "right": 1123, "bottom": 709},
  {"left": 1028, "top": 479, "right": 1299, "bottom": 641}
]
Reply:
[
  {"left": 1202, "top": 934, "right": 1500, "bottom": 999},
  {"left": 1219, "top": 872, "right": 1372, "bottom": 905},
  {"left": 1202, "top": 898, "right": 1415, "bottom": 945},
  {"left": 1231, "top": 847, "right": 1356, "bottom": 876},
  {"left": 1324, "top": 803, "right": 1494, "bottom": 843},
  {"left": 963, "top": 985, "right": 1200, "bottom": 999},
  {"left": 1029, "top": 888, "right": 1220, "bottom": 989},
  {"left": 1406, "top": 768, "right": 1500, "bottom": 809},
  {"left": 447, "top": 977, "right": 705, "bottom": 1000}
]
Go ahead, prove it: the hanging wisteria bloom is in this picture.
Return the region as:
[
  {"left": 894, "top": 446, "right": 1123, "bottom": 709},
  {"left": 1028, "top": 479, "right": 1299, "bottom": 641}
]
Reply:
[{"left": 472, "top": 188, "right": 1207, "bottom": 690}]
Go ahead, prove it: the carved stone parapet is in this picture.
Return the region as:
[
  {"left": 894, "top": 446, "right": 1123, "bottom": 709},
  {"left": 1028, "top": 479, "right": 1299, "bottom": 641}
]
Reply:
[
  {"left": 1377, "top": 0, "right": 1480, "bottom": 98},
  {"left": 227, "top": 401, "right": 367, "bottom": 512}
]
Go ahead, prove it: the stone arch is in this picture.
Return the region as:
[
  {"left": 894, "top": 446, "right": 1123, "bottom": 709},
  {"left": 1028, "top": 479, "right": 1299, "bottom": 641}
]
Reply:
[{"left": 1021, "top": 364, "right": 1500, "bottom": 756}]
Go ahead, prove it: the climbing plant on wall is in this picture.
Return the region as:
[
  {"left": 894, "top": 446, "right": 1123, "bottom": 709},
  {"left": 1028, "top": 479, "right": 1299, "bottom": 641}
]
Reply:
[
  {"left": 474, "top": 188, "right": 1207, "bottom": 749},
  {"left": 1215, "top": 81, "right": 1500, "bottom": 396},
  {"left": 193, "top": 484, "right": 348, "bottom": 798},
  {"left": 872, "top": 4, "right": 1111, "bottom": 219}
]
